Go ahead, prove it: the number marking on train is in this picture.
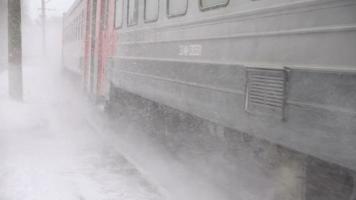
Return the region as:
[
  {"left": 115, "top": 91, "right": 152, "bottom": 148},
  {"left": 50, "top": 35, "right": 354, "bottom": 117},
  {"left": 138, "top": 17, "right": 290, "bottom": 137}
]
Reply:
[{"left": 179, "top": 44, "right": 202, "bottom": 57}]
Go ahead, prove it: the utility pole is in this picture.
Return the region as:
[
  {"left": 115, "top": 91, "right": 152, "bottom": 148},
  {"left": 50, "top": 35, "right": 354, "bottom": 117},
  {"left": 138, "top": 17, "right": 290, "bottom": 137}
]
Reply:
[
  {"left": 41, "top": 0, "right": 46, "bottom": 56},
  {"left": 8, "top": 0, "right": 23, "bottom": 101}
]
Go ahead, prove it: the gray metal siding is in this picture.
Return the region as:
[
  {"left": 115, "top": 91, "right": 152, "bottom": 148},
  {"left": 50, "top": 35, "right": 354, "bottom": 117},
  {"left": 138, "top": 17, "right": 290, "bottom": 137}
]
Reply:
[
  {"left": 109, "top": 0, "right": 356, "bottom": 170},
  {"left": 110, "top": 60, "right": 356, "bottom": 171}
]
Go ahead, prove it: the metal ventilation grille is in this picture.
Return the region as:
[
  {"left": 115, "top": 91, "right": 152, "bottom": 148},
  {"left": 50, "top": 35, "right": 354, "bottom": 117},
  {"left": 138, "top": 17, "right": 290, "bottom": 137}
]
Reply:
[{"left": 245, "top": 68, "right": 287, "bottom": 118}]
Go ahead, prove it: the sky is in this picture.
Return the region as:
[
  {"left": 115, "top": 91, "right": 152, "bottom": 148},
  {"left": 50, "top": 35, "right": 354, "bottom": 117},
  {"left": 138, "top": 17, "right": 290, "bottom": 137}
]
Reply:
[{"left": 27, "top": 0, "right": 76, "bottom": 19}]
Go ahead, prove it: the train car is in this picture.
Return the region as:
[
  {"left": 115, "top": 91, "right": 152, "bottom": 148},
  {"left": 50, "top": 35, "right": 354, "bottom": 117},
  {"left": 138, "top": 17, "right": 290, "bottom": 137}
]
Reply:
[
  {"left": 105, "top": 0, "right": 356, "bottom": 172},
  {"left": 62, "top": 0, "right": 356, "bottom": 173},
  {"left": 61, "top": 0, "right": 356, "bottom": 198}
]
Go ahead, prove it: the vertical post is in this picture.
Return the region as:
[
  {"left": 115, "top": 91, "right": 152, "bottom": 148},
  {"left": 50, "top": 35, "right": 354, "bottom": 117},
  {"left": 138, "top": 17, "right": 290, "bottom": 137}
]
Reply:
[
  {"left": 8, "top": 0, "right": 23, "bottom": 101},
  {"left": 41, "top": 0, "right": 46, "bottom": 56}
]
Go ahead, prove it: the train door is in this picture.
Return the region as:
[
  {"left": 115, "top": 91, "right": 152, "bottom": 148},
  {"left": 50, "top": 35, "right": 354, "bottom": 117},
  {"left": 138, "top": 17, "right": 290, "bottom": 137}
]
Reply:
[
  {"left": 98, "top": 0, "right": 118, "bottom": 99},
  {"left": 89, "top": 0, "right": 98, "bottom": 95},
  {"left": 85, "top": 0, "right": 109, "bottom": 98},
  {"left": 96, "top": 0, "right": 109, "bottom": 97}
]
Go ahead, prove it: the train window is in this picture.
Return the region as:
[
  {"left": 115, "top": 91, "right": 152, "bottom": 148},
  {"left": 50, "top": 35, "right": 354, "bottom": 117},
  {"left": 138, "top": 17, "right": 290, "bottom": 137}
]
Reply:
[
  {"left": 127, "top": 0, "right": 139, "bottom": 26},
  {"left": 144, "top": 0, "right": 159, "bottom": 23},
  {"left": 79, "top": 14, "right": 82, "bottom": 40},
  {"left": 78, "top": 17, "right": 81, "bottom": 40},
  {"left": 167, "top": 0, "right": 187, "bottom": 17},
  {"left": 77, "top": 17, "right": 80, "bottom": 40},
  {"left": 114, "top": 0, "right": 123, "bottom": 28},
  {"left": 81, "top": 11, "right": 85, "bottom": 40},
  {"left": 200, "top": 0, "right": 229, "bottom": 10},
  {"left": 76, "top": 17, "right": 79, "bottom": 40}
]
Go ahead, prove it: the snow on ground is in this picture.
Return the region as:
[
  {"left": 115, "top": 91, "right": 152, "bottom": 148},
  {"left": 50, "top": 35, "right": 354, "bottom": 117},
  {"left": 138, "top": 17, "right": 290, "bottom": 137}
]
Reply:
[{"left": 0, "top": 62, "right": 164, "bottom": 200}]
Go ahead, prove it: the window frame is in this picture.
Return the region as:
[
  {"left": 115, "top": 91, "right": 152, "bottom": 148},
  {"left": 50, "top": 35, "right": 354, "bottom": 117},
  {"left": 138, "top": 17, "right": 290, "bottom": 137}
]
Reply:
[
  {"left": 127, "top": 0, "right": 139, "bottom": 27},
  {"left": 166, "top": 0, "right": 188, "bottom": 18},
  {"left": 114, "top": 0, "right": 124, "bottom": 29},
  {"left": 144, "top": 0, "right": 160, "bottom": 23},
  {"left": 199, "top": 0, "right": 229, "bottom": 11}
]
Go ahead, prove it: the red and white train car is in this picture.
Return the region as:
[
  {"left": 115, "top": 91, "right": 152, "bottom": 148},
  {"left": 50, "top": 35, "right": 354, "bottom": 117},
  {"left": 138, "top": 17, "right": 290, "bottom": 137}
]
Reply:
[{"left": 62, "top": 0, "right": 117, "bottom": 98}]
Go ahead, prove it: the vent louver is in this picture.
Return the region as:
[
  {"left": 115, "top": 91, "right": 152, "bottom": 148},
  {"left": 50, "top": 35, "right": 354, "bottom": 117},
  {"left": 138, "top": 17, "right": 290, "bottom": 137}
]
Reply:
[{"left": 245, "top": 68, "right": 288, "bottom": 119}]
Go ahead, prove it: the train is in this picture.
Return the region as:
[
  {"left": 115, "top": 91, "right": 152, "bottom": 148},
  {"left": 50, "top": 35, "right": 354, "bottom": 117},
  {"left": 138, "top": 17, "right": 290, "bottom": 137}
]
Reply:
[{"left": 62, "top": 0, "right": 356, "bottom": 175}]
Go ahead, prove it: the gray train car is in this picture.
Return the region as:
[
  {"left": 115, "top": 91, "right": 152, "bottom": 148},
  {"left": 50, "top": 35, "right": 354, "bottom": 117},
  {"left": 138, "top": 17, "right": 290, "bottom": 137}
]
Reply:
[
  {"left": 107, "top": 0, "right": 356, "bottom": 171},
  {"left": 0, "top": 0, "right": 7, "bottom": 73}
]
